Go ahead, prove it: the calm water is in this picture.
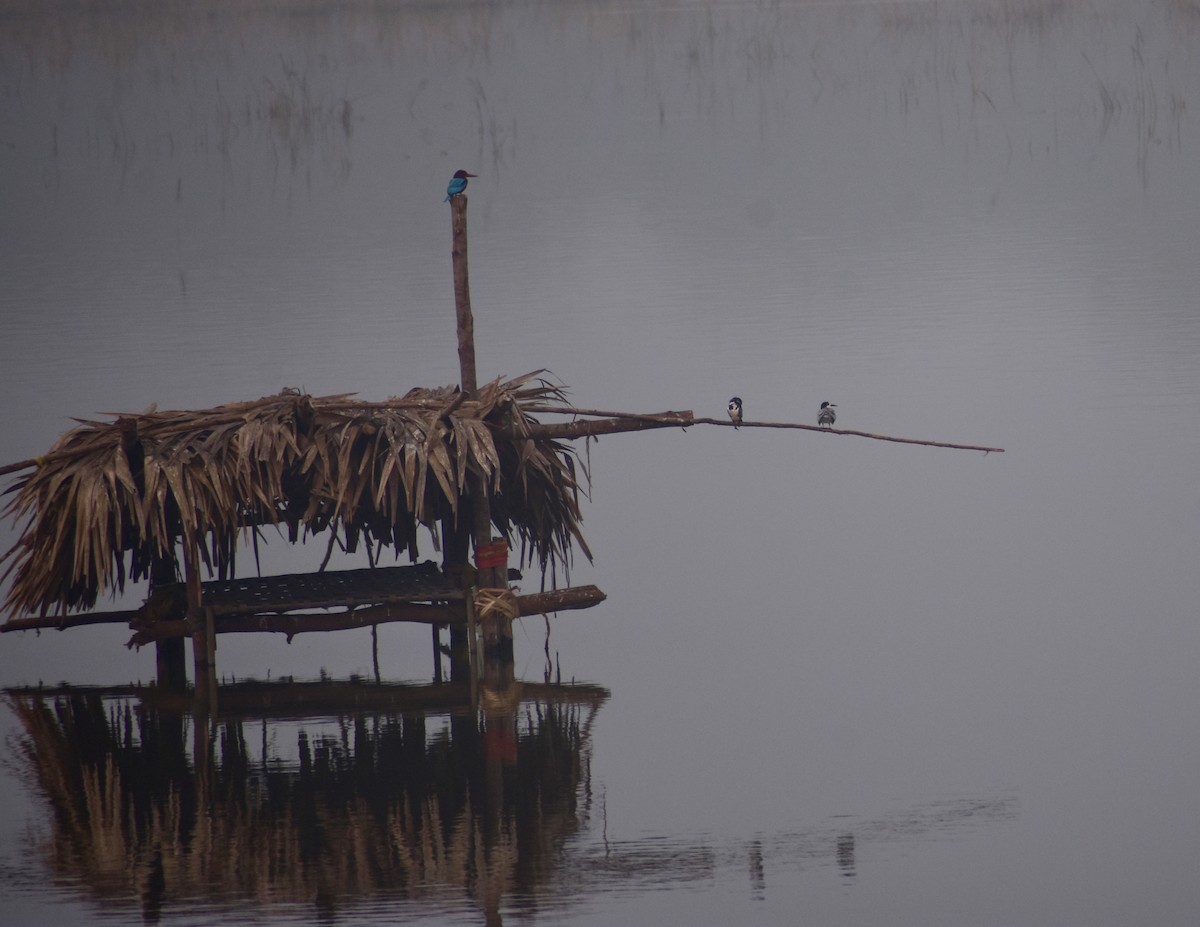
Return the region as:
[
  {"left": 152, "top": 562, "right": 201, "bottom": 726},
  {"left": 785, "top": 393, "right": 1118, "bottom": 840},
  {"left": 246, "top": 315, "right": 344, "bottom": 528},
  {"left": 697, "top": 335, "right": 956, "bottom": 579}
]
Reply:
[{"left": 2, "top": 0, "right": 1200, "bottom": 923}]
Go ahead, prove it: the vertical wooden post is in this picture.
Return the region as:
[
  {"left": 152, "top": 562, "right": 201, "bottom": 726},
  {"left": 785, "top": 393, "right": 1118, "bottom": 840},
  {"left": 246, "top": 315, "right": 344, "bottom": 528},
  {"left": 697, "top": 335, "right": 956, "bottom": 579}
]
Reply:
[
  {"left": 204, "top": 605, "right": 217, "bottom": 713},
  {"left": 373, "top": 624, "right": 382, "bottom": 684},
  {"left": 450, "top": 194, "right": 496, "bottom": 572},
  {"left": 450, "top": 195, "right": 478, "bottom": 397},
  {"left": 474, "top": 540, "right": 513, "bottom": 659},
  {"left": 465, "top": 589, "right": 479, "bottom": 704},
  {"left": 151, "top": 553, "right": 187, "bottom": 690},
  {"left": 182, "top": 532, "right": 213, "bottom": 707},
  {"left": 449, "top": 191, "right": 512, "bottom": 658},
  {"left": 441, "top": 514, "right": 472, "bottom": 681}
]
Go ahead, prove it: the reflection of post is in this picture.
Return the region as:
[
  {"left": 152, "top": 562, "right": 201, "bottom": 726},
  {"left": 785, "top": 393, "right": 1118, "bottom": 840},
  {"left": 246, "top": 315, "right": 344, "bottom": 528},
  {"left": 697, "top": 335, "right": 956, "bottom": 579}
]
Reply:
[
  {"left": 192, "top": 699, "right": 213, "bottom": 847},
  {"left": 482, "top": 698, "right": 516, "bottom": 927},
  {"left": 748, "top": 838, "right": 765, "bottom": 899},
  {"left": 837, "top": 833, "right": 856, "bottom": 880}
]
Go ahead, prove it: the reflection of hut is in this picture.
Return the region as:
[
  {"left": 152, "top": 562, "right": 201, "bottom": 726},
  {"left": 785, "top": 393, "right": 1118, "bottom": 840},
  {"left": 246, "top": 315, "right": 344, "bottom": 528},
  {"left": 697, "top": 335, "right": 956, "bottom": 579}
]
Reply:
[
  {"left": 0, "top": 374, "right": 605, "bottom": 689},
  {"left": 5, "top": 679, "right": 608, "bottom": 923}
]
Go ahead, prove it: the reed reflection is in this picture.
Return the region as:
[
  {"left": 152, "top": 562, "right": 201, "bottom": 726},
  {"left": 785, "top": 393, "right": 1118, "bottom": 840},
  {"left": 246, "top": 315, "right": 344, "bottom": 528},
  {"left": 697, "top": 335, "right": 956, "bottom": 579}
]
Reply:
[{"left": 5, "top": 677, "right": 607, "bottom": 924}]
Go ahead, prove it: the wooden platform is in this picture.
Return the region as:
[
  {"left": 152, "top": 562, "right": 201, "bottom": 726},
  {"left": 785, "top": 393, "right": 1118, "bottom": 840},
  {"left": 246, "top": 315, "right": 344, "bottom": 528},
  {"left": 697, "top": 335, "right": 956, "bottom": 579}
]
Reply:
[{"left": 175, "top": 562, "right": 465, "bottom": 617}]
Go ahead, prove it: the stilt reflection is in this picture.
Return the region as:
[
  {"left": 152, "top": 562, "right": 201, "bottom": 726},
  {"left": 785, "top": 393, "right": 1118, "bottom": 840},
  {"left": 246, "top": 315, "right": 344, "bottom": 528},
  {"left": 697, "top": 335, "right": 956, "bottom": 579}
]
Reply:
[{"left": 4, "top": 677, "right": 607, "bottom": 924}]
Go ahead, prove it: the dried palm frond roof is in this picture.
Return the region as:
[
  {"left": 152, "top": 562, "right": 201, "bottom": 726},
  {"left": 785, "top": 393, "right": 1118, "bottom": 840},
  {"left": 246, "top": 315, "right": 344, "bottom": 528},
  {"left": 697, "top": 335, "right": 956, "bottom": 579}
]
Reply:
[{"left": 1, "top": 372, "right": 590, "bottom": 618}]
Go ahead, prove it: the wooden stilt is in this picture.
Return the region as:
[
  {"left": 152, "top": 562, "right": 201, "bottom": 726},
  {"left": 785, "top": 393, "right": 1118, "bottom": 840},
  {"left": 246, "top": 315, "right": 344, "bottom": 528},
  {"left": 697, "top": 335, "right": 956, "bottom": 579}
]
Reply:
[
  {"left": 441, "top": 513, "right": 472, "bottom": 682},
  {"left": 204, "top": 605, "right": 218, "bottom": 715},
  {"left": 373, "top": 624, "right": 382, "bottom": 684},
  {"left": 151, "top": 555, "right": 187, "bottom": 690},
  {"left": 182, "top": 533, "right": 211, "bottom": 706},
  {"left": 465, "top": 590, "right": 479, "bottom": 706}
]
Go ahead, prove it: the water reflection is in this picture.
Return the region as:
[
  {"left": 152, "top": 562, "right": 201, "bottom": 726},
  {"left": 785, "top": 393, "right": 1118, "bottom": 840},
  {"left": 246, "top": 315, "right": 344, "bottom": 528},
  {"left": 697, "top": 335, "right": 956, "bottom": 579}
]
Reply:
[
  {"left": 836, "top": 832, "right": 855, "bottom": 882},
  {"left": 5, "top": 679, "right": 1019, "bottom": 922},
  {"left": 5, "top": 679, "right": 607, "bottom": 925},
  {"left": 2, "top": 0, "right": 1192, "bottom": 203}
]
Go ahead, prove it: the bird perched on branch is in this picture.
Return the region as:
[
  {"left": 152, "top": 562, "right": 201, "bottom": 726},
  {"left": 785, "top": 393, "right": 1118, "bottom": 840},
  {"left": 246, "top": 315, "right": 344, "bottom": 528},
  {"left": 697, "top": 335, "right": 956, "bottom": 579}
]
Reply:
[
  {"left": 818, "top": 401, "right": 837, "bottom": 428},
  {"left": 727, "top": 397, "right": 743, "bottom": 429},
  {"left": 444, "top": 169, "right": 477, "bottom": 202}
]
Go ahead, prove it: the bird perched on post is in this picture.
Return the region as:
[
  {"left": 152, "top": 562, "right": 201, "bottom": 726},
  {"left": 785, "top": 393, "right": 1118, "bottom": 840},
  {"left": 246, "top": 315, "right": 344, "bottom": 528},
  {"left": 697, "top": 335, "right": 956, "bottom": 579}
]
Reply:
[
  {"left": 444, "top": 169, "right": 477, "bottom": 202},
  {"left": 727, "top": 397, "right": 743, "bottom": 429},
  {"left": 818, "top": 401, "right": 837, "bottom": 428}
]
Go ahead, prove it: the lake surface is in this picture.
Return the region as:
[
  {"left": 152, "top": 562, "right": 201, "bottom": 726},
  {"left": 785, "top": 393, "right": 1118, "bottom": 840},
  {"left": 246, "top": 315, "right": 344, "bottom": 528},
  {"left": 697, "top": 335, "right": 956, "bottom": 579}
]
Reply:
[{"left": 2, "top": 0, "right": 1199, "bottom": 923}]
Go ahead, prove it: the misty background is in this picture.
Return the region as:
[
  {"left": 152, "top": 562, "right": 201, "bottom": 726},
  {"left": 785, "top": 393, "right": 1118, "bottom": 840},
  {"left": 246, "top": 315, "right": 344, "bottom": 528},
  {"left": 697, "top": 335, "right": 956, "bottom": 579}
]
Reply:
[{"left": 1, "top": 0, "right": 1199, "bottom": 924}]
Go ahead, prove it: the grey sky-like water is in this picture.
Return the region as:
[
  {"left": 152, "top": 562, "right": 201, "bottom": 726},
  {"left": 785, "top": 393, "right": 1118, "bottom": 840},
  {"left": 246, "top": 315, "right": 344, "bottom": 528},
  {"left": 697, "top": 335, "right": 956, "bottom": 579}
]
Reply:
[{"left": 2, "top": 1, "right": 1199, "bottom": 924}]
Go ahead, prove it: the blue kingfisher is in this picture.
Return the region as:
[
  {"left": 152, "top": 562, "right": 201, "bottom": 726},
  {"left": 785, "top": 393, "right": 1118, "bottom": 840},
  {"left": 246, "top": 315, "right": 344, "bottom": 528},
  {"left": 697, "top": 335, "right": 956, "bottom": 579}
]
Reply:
[
  {"left": 727, "top": 397, "right": 743, "bottom": 428},
  {"left": 444, "top": 169, "right": 477, "bottom": 202},
  {"left": 818, "top": 401, "right": 837, "bottom": 428}
]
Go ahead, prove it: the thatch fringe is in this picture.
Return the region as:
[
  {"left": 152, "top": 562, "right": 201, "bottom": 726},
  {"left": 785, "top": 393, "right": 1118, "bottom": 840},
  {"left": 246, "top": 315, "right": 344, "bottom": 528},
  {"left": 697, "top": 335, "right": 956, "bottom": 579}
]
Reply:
[{"left": 1, "top": 372, "right": 590, "bottom": 617}]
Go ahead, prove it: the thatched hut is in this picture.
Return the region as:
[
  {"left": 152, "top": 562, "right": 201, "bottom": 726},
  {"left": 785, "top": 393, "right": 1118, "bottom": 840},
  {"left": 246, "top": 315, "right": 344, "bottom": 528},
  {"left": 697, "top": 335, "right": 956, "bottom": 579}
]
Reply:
[{"left": 0, "top": 372, "right": 592, "bottom": 625}]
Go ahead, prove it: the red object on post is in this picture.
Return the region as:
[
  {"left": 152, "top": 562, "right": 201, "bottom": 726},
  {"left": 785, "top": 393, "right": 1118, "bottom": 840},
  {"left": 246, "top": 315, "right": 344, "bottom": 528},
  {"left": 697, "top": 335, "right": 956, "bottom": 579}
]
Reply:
[{"left": 474, "top": 540, "right": 508, "bottom": 570}]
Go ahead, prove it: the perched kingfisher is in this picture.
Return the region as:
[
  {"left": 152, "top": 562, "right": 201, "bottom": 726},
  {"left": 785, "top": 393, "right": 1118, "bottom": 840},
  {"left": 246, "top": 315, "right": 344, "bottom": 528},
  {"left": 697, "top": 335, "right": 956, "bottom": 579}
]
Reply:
[
  {"left": 444, "top": 169, "right": 477, "bottom": 202},
  {"left": 727, "top": 396, "right": 743, "bottom": 429},
  {"left": 818, "top": 401, "right": 837, "bottom": 428}
]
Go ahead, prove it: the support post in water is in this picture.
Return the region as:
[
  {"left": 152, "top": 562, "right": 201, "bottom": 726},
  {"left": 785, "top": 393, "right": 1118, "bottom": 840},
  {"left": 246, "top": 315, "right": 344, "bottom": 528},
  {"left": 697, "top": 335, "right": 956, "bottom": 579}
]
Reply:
[
  {"left": 182, "top": 532, "right": 212, "bottom": 707},
  {"left": 151, "top": 553, "right": 187, "bottom": 690}
]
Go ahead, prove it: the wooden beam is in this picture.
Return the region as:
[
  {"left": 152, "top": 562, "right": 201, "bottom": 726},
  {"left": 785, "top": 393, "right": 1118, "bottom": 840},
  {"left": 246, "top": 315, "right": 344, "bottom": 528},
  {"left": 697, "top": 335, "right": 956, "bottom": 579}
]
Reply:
[
  {"left": 511, "top": 412, "right": 694, "bottom": 441},
  {"left": 8, "top": 585, "right": 609, "bottom": 641},
  {"left": 515, "top": 585, "right": 606, "bottom": 615},
  {"left": 2, "top": 608, "right": 141, "bottom": 632},
  {"left": 124, "top": 601, "right": 458, "bottom": 647}
]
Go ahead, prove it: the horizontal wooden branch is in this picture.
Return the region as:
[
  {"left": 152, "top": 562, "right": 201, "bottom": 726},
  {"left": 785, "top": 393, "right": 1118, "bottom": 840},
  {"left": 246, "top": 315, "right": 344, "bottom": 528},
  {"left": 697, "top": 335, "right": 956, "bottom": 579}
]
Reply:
[
  {"left": 127, "top": 585, "right": 608, "bottom": 645},
  {"left": 508, "top": 409, "right": 1004, "bottom": 453},
  {"left": 690, "top": 417, "right": 1005, "bottom": 453},
  {"left": 125, "top": 601, "right": 456, "bottom": 647},
  {"left": 0, "top": 608, "right": 143, "bottom": 633},
  {"left": 6, "top": 584, "right": 609, "bottom": 641},
  {"left": 513, "top": 584, "right": 607, "bottom": 615},
  {"left": 515, "top": 411, "right": 695, "bottom": 440}
]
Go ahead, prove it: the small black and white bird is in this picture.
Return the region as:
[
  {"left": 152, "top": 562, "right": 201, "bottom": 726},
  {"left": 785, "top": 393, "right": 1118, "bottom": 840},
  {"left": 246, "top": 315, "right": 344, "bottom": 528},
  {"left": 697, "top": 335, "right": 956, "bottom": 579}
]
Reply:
[
  {"left": 818, "top": 401, "right": 837, "bottom": 428},
  {"left": 727, "top": 396, "right": 743, "bottom": 429}
]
